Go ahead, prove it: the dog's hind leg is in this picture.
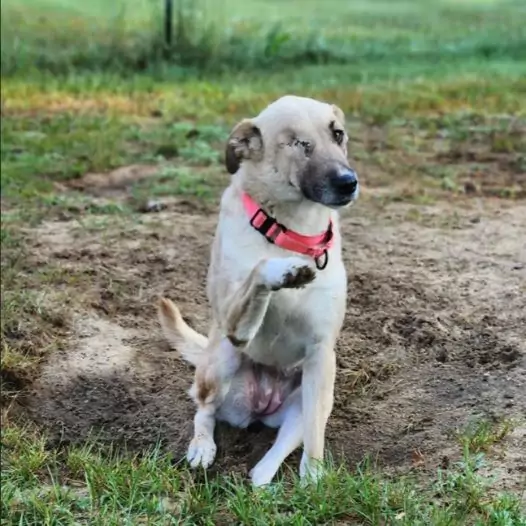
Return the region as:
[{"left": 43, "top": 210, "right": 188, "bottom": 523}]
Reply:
[
  {"left": 187, "top": 402, "right": 217, "bottom": 469},
  {"left": 225, "top": 257, "right": 316, "bottom": 347},
  {"left": 249, "top": 388, "right": 303, "bottom": 487},
  {"left": 187, "top": 335, "right": 242, "bottom": 469}
]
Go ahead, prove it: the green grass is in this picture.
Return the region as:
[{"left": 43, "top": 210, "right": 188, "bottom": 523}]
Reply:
[
  {"left": 2, "top": 421, "right": 524, "bottom": 525},
  {"left": 2, "top": 0, "right": 526, "bottom": 75},
  {"left": 456, "top": 420, "right": 517, "bottom": 455},
  {"left": 1, "top": 0, "right": 526, "bottom": 523}
]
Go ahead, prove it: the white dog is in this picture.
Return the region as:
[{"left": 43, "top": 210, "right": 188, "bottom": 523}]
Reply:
[{"left": 159, "top": 95, "right": 359, "bottom": 486}]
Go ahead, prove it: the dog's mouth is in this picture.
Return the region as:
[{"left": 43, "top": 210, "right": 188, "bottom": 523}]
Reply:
[{"left": 326, "top": 185, "right": 360, "bottom": 208}]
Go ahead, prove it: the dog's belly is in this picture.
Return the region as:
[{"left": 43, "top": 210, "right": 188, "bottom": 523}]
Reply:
[{"left": 216, "top": 359, "right": 301, "bottom": 428}]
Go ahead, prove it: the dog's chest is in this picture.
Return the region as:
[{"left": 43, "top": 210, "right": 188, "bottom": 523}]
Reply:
[
  {"left": 247, "top": 286, "right": 338, "bottom": 367},
  {"left": 212, "top": 199, "right": 347, "bottom": 367}
]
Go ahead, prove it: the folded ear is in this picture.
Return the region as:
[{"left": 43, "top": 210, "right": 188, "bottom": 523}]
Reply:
[
  {"left": 332, "top": 104, "right": 346, "bottom": 126},
  {"left": 225, "top": 119, "right": 263, "bottom": 174}
]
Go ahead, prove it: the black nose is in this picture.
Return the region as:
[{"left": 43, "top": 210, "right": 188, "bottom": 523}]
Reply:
[{"left": 331, "top": 169, "right": 358, "bottom": 195}]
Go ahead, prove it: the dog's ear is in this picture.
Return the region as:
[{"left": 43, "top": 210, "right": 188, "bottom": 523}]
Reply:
[
  {"left": 225, "top": 119, "right": 263, "bottom": 175},
  {"left": 332, "top": 104, "right": 346, "bottom": 126}
]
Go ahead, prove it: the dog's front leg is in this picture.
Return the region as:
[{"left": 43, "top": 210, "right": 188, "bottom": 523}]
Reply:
[
  {"left": 250, "top": 388, "right": 303, "bottom": 486},
  {"left": 225, "top": 256, "right": 316, "bottom": 346},
  {"left": 300, "top": 344, "right": 336, "bottom": 482}
]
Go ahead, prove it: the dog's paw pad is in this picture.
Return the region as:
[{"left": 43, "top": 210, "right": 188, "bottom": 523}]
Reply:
[
  {"left": 281, "top": 265, "right": 316, "bottom": 289},
  {"left": 187, "top": 437, "right": 217, "bottom": 469},
  {"left": 262, "top": 257, "right": 316, "bottom": 291}
]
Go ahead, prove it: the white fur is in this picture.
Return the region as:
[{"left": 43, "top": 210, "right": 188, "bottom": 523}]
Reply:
[{"left": 187, "top": 406, "right": 217, "bottom": 468}]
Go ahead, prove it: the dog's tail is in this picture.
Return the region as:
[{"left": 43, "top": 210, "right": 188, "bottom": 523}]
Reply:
[{"left": 158, "top": 297, "right": 208, "bottom": 367}]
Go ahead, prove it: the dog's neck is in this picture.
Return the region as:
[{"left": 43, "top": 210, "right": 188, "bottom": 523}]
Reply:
[
  {"left": 235, "top": 179, "right": 333, "bottom": 236},
  {"left": 263, "top": 200, "right": 332, "bottom": 236}
]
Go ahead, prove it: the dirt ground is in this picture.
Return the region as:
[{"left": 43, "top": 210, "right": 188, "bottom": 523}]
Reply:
[{"left": 22, "top": 171, "right": 526, "bottom": 494}]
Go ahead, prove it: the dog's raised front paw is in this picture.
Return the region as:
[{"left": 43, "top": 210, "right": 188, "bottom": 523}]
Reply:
[
  {"left": 262, "top": 257, "right": 316, "bottom": 291},
  {"left": 187, "top": 436, "right": 217, "bottom": 469}
]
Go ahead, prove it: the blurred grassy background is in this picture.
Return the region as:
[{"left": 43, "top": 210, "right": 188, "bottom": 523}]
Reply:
[
  {"left": 2, "top": 0, "right": 526, "bottom": 76},
  {"left": 2, "top": 0, "right": 525, "bottom": 203}
]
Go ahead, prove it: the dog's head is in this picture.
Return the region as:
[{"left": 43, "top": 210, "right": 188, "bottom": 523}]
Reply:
[{"left": 225, "top": 95, "right": 358, "bottom": 208}]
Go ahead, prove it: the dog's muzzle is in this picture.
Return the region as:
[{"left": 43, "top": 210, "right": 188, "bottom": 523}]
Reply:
[
  {"left": 300, "top": 161, "right": 359, "bottom": 208},
  {"left": 324, "top": 165, "right": 359, "bottom": 206}
]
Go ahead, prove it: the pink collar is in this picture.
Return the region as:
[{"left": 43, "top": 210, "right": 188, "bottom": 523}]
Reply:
[{"left": 242, "top": 192, "right": 334, "bottom": 270}]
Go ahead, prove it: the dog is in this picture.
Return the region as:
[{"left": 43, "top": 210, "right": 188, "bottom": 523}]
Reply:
[{"left": 158, "top": 95, "right": 359, "bottom": 486}]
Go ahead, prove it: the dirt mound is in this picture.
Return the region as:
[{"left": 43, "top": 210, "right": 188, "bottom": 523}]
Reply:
[{"left": 26, "top": 199, "right": 526, "bottom": 487}]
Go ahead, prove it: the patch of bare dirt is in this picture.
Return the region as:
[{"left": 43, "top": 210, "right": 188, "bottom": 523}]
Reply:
[
  {"left": 66, "top": 164, "right": 159, "bottom": 194},
  {"left": 433, "top": 119, "right": 526, "bottom": 198},
  {"left": 23, "top": 196, "right": 526, "bottom": 489}
]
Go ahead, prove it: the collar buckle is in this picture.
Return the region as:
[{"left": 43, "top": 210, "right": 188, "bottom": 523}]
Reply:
[{"left": 249, "top": 208, "right": 288, "bottom": 244}]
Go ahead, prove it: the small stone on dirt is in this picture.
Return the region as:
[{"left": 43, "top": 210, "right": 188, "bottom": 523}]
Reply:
[
  {"left": 464, "top": 181, "right": 478, "bottom": 194},
  {"left": 138, "top": 199, "right": 167, "bottom": 213}
]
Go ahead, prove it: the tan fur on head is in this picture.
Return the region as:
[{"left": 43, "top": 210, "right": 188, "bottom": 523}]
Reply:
[
  {"left": 331, "top": 104, "right": 345, "bottom": 126},
  {"left": 225, "top": 119, "right": 263, "bottom": 174},
  {"left": 158, "top": 298, "right": 208, "bottom": 367},
  {"left": 223, "top": 95, "right": 356, "bottom": 209}
]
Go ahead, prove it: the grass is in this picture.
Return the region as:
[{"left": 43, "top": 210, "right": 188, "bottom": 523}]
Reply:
[
  {"left": 3, "top": 0, "right": 525, "bottom": 75},
  {"left": 2, "top": 419, "right": 524, "bottom": 525},
  {"left": 1, "top": 0, "right": 526, "bottom": 523},
  {"left": 456, "top": 420, "right": 517, "bottom": 455}
]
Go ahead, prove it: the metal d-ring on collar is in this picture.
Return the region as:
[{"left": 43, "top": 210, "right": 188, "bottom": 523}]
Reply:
[{"left": 315, "top": 250, "right": 329, "bottom": 270}]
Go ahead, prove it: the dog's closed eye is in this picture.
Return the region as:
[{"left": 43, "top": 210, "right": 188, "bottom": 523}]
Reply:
[{"left": 292, "top": 139, "right": 313, "bottom": 156}]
